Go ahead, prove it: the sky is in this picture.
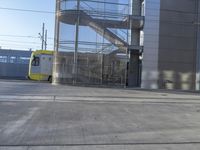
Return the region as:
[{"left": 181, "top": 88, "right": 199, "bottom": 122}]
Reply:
[
  {"left": 0, "top": 0, "right": 55, "bottom": 51},
  {"left": 0, "top": 0, "right": 129, "bottom": 51}
]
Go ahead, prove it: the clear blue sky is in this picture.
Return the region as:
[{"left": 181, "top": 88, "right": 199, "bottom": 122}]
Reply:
[{"left": 0, "top": 0, "right": 55, "bottom": 51}]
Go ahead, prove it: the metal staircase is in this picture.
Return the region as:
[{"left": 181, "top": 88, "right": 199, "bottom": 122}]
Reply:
[{"left": 59, "top": 8, "right": 144, "bottom": 51}]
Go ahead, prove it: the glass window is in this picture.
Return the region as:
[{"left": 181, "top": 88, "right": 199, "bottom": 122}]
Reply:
[
  {"left": 31, "top": 56, "right": 40, "bottom": 66},
  {"left": 9, "top": 56, "right": 17, "bottom": 63},
  {"left": 18, "top": 57, "right": 30, "bottom": 64},
  {"left": 0, "top": 56, "right": 8, "bottom": 63}
]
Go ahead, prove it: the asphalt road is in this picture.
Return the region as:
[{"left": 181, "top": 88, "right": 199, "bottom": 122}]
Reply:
[{"left": 0, "top": 80, "right": 200, "bottom": 150}]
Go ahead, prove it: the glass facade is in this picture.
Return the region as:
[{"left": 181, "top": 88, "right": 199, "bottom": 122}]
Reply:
[{"left": 54, "top": 0, "right": 135, "bottom": 86}]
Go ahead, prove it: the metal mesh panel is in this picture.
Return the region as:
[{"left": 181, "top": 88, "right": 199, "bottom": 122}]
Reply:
[{"left": 54, "top": 0, "right": 130, "bottom": 87}]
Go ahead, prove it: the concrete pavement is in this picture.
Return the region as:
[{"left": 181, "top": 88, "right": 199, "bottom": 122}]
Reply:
[{"left": 0, "top": 80, "right": 200, "bottom": 150}]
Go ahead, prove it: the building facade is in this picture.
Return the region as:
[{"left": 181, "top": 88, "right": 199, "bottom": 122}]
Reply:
[
  {"left": 0, "top": 49, "right": 31, "bottom": 79},
  {"left": 142, "top": 0, "right": 200, "bottom": 90},
  {"left": 54, "top": 0, "right": 200, "bottom": 91}
]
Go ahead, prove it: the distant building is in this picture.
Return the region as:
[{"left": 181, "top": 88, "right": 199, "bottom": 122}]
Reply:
[{"left": 0, "top": 49, "right": 32, "bottom": 79}]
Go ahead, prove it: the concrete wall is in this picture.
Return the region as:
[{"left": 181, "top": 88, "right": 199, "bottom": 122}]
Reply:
[
  {"left": 158, "top": 0, "right": 197, "bottom": 90},
  {"left": 141, "top": 0, "right": 160, "bottom": 89}
]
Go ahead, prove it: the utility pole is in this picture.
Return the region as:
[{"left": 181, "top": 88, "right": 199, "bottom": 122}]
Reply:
[
  {"left": 42, "top": 23, "right": 45, "bottom": 50},
  {"left": 45, "top": 29, "right": 47, "bottom": 50},
  {"left": 39, "top": 23, "right": 48, "bottom": 50}
]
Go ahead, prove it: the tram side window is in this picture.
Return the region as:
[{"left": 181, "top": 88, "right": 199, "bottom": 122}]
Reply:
[{"left": 31, "top": 56, "right": 40, "bottom": 66}]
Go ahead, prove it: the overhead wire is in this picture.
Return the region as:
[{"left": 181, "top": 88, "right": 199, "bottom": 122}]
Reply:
[
  {"left": 0, "top": 7, "right": 55, "bottom": 14},
  {"left": 0, "top": 6, "right": 55, "bottom": 50},
  {"left": 0, "top": 34, "right": 54, "bottom": 40},
  {"left": 0, "top": 35, "right": 54, "bottom": 49},
  {"left": 0, "top": 43, "right": 54, "bottom": 50},
  {"left": 0, "top": 39, "right": 54, "bottom": 45}
]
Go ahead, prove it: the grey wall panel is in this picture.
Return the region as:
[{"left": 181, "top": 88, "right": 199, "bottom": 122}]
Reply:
[
  {"left": 159, "top": 62, "right": 195, "bottom": 72},
  {"left": 159, "top": 50, "right": 195, "bottom": 64},
  {"left": 161, "top": 0, "right": 196, "bottom": 13},
  {"left": 142, "top": 0, "right": 198, "bottom": 90},
  {"left": 159, "top": 36, "right": 196, "bottom": 50},
  {"left": 160, "top": 11, "right": 195, "bottom": 23},
  {"left": 158, "top": 0, "right": 197, "bottom": 90},
  {"left": 144, "top": 21, "right": 160, "bottom": 29},
  {"left": 144, "top": 28, "right": 160, "bottom": 36},
  {"left": 142, "top": 0, "right": 160, "bottom": 89},
  {"left": 159, "top": 23, "right": 196, "bottom": 38}
]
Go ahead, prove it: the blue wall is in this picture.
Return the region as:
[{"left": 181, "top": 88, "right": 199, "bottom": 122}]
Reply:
[{"left": 0, "top": 49, "right": 32, "bottom": 79}]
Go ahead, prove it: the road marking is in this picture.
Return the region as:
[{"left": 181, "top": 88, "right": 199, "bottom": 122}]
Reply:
[
  {"left": 3, "top": 107, "right": 39, "bottom": 135},
  {"left": 0, "top": 95, "right": 200, "bottom": 105},
  {"left": 0, "top": 98, "right": 200, "bottom": 105}
]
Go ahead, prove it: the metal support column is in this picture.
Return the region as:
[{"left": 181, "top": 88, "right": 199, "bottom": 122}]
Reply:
[
  {"left": 129, "top": 50, "right": 140, "bottom": 86},
  {"left": 52, "top": 0, "right": 60, "bottom": 84},
  {"left": 128, "top": 0, "right": 142, "bottom": 87},
  {"left": 73, "top": 0, "right": 80, "bottom": 84},
  {"left": 54, "top": 0, "right": 60, "bottom": 52}
]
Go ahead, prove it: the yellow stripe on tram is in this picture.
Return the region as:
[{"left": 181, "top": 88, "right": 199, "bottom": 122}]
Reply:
[{"left": 29, "top": 73, "right": 49, "bottom": 81}]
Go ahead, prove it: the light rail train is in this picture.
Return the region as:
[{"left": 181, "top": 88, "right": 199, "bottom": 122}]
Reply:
[{"left": 28, "top": 50, "right": 54, "bottom": 82}]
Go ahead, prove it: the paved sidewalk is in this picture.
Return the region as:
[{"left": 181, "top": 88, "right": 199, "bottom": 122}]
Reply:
[{"left": 0, "top": 80, "right": 200, "bottom": 150}]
